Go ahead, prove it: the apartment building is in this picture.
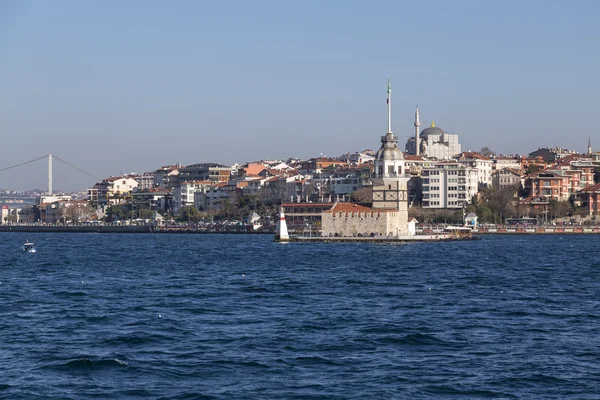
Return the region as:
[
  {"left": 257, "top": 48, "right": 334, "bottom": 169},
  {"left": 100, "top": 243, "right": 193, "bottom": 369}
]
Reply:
[{"left": 421, "top": 162, "right": 478, "bottom": 209}]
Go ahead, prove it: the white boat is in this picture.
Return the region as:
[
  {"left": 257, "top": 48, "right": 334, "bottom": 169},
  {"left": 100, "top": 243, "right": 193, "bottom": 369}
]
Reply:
[{"left": 21, "top": 241, "right": 36, "bottom": 253}]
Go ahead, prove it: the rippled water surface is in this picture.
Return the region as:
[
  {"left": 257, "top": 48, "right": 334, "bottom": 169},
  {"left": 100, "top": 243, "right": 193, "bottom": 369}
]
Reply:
[{"left": 1, "top": 233, "right": 599, "bottom": 399}]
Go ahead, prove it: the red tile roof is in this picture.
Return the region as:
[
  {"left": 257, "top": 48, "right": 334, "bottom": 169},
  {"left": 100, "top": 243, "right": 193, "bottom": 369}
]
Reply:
[
  {"left": 457, "top": 152, "right": 491, "bottom": 161},
  {"left": 581, "top": 183, "right": 600, "bottom": 193},
  {"left": 244, "top": 163, "right": 266, "bottom": 176},
  {"left": 324, "top": 202, "right": 396, "bottom": 213}
]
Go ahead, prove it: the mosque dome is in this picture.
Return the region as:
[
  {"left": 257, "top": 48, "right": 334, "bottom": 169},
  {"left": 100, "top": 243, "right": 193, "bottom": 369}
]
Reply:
[{"left": 420, "top": 121, "right": 444, "bottom": 138}]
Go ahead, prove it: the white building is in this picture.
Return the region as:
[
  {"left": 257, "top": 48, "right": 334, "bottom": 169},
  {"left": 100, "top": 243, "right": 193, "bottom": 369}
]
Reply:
[
  {"left": 329, "top": 167, "right": 372, "bottom": 196},
  {"left": 421, "top": 162, "right": 478, "bottom": 209},
  {"left": 455, "top": 152, "right": 493, "bottom": 189},
  {"left": 406, "top": 114, "right": 461, "bottom": 160},
  {"left": 492, "top": 168, "right": 522, "bottom": 191},
  {"left": 172, "top": 181, "right": 211, "bottom": 214},
  {"left": 153, "top": 165, "right": 181, "bottom": 188},
  {"left": 347, "top": 152, "right": 375, "bottom": 164},
  {"left": 493, "top": 156, "right": 521, "bottom": 172},
  {"left": 87, "top": 176, "right": 139, "bottom": 205},
  {"left": 133, "top": 172, "right": 155, "bottom": 190}
]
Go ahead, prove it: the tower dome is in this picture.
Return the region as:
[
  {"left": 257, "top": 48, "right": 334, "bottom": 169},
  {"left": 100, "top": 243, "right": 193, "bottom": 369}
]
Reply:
[{"left": 375, "top": 132, "right": 404, "bottom": 161}]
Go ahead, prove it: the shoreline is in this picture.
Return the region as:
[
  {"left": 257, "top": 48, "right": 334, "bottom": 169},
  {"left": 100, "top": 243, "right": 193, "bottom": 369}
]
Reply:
[{"left": 1, "top": 225, "right": 600, "bottom": 235}]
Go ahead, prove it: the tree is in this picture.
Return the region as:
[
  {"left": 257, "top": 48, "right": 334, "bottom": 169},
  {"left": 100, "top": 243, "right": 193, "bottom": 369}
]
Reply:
[
  {"left": 104, "top": 205, "right": 127, "bottom": 222},
  {"left": 525, "top": 164, "right": 544, "bottom": 175},
  {"left": 139, "top": 209, "right": 155, "bottom": 220},
  {"left": 548, "top": 199, "right": 572, "bottom": 219},
  {"left": 480, "top": 146, "right": 496, "bottom": 157},
  {"left": 180, "top": 205, "right": 200, "bottom": 222},
  {"left": 350, "top": 187, "right": 372, "bottom": 204},
  {"left": 478, "top": 186, "right": 517, "bottom": 223},
  {"left": 63, "top": 202, "right": 95, "bottom": 223}
]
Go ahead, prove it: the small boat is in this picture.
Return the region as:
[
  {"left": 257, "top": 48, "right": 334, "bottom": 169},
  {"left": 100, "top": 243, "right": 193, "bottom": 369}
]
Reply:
[{"left": 21, "top": 241, "right": 36, "bottom": 253}]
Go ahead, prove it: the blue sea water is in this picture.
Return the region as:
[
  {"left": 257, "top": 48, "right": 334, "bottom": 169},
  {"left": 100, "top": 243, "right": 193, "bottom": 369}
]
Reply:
[{"left": 0, "top": 232, "right": 599, "bottom": 399}]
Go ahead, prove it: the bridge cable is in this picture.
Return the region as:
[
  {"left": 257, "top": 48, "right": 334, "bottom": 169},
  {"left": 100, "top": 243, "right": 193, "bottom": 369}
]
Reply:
[
  {"left": 0, "top": 155, "right": 48, "bottom": 173},
  {"left": 52, "top": 155, "right": 102, "bottom": 181}
]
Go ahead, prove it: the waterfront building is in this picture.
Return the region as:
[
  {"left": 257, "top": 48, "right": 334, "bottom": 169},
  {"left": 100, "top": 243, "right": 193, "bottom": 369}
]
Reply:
[
  {"left": 88, "top": 176, "right": 139, "bottom": 205},
  {"left": 347, "top": 151, "right": 375, "bottom": 164},
  {"left": 525, "top": 168, "right": 570, "bottom": 201},
  {"left": 492, "top": 155, "right": 522, "bottom": 172},
  {"left": 133, "top": 172, "right": 155, "bottom": 191},
  {"left": 421, "top": 162, "right": 478, "bottom": 209},
  {"left": 454, "top": 152, "right": 493, "bottom": 189},
  {"left": 298, "top": 157, "right": 348, "bottom": 175},
  {"left": 580, "top": 183, "right": 600, "bottom": 215},
  {"left": 172, "top": 181, "right": 211, "bottom": 214},
  {"left": 153, "top": 165, "right": 181, "bottom": 189},
  {"left": 130, "top": 188, "right": 171, "bottom": 213},
  {"left": 321, "top": 78, "right": 410, "bottom": 237},
  {"left": 329, "top": 166, "right": 373, "bottom": 197},
  {"left": 529, "top": 147, "right": 578, "bottom": 163},
  {"left": 0, "top": 205, "right": 10, "bottom": 224},
  {"left": 178, "top": 163, "right": 232, "bottom": 183},
  {"left": 491, "top": 168, "right": 522, "bottom": 191},
  {"left": 194, "top": 181, "right": 244, "bottom": 211}
]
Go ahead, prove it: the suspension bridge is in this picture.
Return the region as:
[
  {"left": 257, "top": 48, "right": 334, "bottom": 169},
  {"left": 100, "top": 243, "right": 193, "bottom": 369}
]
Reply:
[{"left": 0, "top": 154, "right": 102, "bottom": 193}]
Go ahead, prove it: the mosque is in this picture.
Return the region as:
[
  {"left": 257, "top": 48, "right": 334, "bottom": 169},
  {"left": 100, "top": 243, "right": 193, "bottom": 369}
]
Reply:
[
  {"left": 405, "top": 107, "right": 461, "bottom": 159},
  {"left": 321, "top": 79, "right": 410, "bottom": 238}
]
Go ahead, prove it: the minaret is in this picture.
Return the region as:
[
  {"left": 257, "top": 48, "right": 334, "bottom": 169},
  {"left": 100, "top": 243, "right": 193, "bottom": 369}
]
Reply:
[
  {"left": 414, "top": 106, "right": 420, "bottom": 156},
  {"left": 588, "top": 138, "right": 592, "bottom": 155}
]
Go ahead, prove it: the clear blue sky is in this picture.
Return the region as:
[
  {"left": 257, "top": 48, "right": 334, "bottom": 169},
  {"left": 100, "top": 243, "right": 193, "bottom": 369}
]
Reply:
[{"left": 1, "top": 0, "right": 598, "bottom": 191}]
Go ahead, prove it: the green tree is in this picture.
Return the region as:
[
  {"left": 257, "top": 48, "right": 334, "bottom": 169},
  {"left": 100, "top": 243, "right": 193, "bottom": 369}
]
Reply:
[
  {"left": 180, "top": 205, "right": 200, "bottom": 222},
  {"left": 480, "top": 146, "right": 496, "bottom": 157},
  {"left": 525, "top": 164, "right": 544, "bottom": 175},
  {"left": 104, "top": 205, "right": 127, "bottom": 222},
  {"left": 139, "top": 209, "right": 155, "bottom": 220}
]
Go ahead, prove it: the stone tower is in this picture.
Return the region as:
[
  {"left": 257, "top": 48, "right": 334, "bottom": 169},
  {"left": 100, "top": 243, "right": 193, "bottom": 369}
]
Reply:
[{"left": 371, "top": 78, "right": 410, "bottom": 220}]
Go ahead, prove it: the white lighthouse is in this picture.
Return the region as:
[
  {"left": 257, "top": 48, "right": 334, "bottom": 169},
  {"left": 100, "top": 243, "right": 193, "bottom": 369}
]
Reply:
[{"left": 275, "top": 206, "right": 289, "bottom": 242}]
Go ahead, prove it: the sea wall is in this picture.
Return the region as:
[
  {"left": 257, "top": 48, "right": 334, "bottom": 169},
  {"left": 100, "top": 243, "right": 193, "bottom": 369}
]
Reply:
[{"left": 0, "top": 225, "right": 152, "bottom": 233}]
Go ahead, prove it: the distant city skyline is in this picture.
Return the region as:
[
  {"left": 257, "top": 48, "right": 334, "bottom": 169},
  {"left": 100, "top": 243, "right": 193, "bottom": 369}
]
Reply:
[{"left": 1, "top": 0, "right": 598, "bottom": 191}]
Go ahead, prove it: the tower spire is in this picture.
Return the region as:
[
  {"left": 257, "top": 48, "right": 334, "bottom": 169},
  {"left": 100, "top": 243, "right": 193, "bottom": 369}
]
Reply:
[
  {"left": 387, "top": 77, "right": 392, "bottom": 133},
  {"left": 414, "top": 105, "right": 420, "bottom": 156},
  {"left": 588, "top": 137, "right": 592, "bottom": 155}
]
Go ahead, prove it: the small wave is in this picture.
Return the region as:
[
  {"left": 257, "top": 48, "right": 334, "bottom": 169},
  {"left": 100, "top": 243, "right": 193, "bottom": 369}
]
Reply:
[
  {"left": 378, "top": 333, "right": 451, "bottom": 346},
  {"left": 360, "top": 325, "right": 403, "bottom": 335},
  {"left": 424, "top": 385, "right": 518, "bottom": 398},
  {"left": 240, "top": 286, "right": 272, "bottom": 293},
  {"left": 503, "top": 311, "right": 529, "bottom": 317},
  {"left": 44, "top": 357, "right": 128, "bottom": 371},
  {"left": 293, "top": 356, "right": 343, "bottom": 366},
  {"left": 102, "top": 333, "right": 173, "bottom": 346},
  {"left": 156, "top": 393, "right": 219, "bottom": 400},
  {"left": 52, "top": 290, "right": 88, "bottom": 298}
]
